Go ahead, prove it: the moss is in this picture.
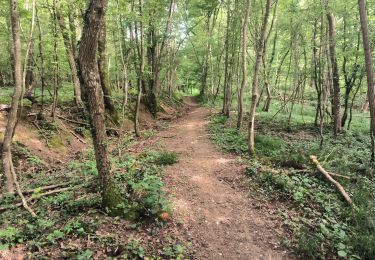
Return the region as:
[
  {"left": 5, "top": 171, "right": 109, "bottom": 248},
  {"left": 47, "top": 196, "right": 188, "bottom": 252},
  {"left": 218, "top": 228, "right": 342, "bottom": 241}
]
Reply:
[
  {"left": 49, "top": 135, "right": 65, "bottom": 148},
  {"left": 101, "top": 182, "right": 123, "bottom": 216}
]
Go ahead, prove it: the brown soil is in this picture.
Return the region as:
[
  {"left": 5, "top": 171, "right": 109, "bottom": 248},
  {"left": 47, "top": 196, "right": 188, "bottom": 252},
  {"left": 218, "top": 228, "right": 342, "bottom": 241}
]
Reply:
[{"left": 158, "top": 97, "right": 293, "bottom": 259}]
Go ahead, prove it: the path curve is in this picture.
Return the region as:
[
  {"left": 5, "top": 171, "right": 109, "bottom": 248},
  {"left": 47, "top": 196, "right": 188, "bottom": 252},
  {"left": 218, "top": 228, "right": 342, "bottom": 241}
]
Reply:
[{"left": 159, "top": 98, "right": 293, "bottom": 260}]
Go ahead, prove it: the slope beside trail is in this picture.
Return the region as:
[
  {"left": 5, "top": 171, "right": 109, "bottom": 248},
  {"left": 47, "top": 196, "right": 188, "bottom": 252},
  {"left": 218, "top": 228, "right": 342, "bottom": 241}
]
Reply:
[{"left": 158, "top": 97, "right": 293, "bottom": 260}]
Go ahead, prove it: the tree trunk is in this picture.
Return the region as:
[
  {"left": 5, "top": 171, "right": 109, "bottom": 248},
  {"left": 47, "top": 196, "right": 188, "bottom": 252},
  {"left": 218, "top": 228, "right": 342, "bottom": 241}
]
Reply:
[
  {"left": 56, "top": 6, "right": 82, "bottom": 106},
  {"left": 78, "top": 0, "right": 122, "bottom": 211},
  {"left": 358, "top": 0, "right": 375, "bottom": 160},
  {"left": 98, "top": 21, "right": 116, "bottom": 116},
  {"left": 2, "top": 0, "right": 23, "bottom": 193},
  {"left": 237, "top": 0, "right": 250, "bottom": 129},
  {"left": 36, "top": 6, "right": 46, "bottom": 113},
  {"left": 248, "top": 0, "right": 271, "bottom": 155},
  {"left": 222, "top": 0, "right": 231, "bottom": 117},
  {"left": 327, "top": 13, "right": 341, "bottom": 135},
  {"left": 134, "top": 0, "right": 145, "bottom": 137}
]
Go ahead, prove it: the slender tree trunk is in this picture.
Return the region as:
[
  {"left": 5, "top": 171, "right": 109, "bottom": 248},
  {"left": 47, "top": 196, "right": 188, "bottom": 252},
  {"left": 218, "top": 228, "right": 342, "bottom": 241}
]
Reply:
[
  {"left": 2, "top": 0, "right": 23, "bottom": 193},
  {"left": 248, "top": 0, "right": 271, "bottom": 155},
  {"left": 222, "top": 0, "right": 231, "bottom": 117},
  {"left": 21, "top": 0, "right": 36, "bottom": 106},
  {"left": 237, "top": 0, "right": 250, "bottom": 129},
  {"left": 56, "top": 6, "right": 82, "bottom": 106},
  {"left": 78, "top": 0, "right": 121, "bottom": 211},
  {"left": 358, "top": 0, "right": 375, "bottom": 160},
  {"left": 36, "top": 6, "right": 46, "bottom": 113},
  {"left": 327, "top": 13, "right": 341, "bottom": 134},
  {"left": 134, "top": 0, "right": 145, "bottom": 137},
  {"left": 98, "top": 22, "right": 116, "bottom": 116},
  {"left": 51, "top": 1, "right": 60, "bottom": 120}
]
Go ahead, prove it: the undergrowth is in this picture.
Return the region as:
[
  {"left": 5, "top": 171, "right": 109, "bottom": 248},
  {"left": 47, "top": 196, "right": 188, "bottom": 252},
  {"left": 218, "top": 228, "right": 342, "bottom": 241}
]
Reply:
[
  {"left": 0, "top": 146, "right": 186, "bottom": 259},
  {"left": 209, "top": 114, "right": 375, "bottom": 259}
]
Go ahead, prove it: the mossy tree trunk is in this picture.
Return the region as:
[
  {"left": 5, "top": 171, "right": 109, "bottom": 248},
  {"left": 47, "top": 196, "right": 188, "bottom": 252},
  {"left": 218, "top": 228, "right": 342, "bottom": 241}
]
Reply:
[{"left": 78, "top": 0, "right": 122, "bottom": 212}]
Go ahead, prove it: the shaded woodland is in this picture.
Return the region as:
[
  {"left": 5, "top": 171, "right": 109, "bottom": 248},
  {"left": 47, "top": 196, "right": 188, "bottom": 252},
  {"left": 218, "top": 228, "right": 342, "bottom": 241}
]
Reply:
[{"left": 1, "top": 0, "right": 375, "bottom": 259}]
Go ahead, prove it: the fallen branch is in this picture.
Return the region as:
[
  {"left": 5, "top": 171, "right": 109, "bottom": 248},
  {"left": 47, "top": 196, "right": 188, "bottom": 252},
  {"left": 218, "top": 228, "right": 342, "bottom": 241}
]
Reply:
[
  {"left": 327, "top": 171, "right": 351, "bottom": 180},
  {"left": 32, "top": 121, "right": 51, "bottom": 148},
  {"left": 310, "top": 155, "right": 353, "bottom": 205},
  {"left": 56, "top": 114, "right": 120, "bottom": 133},
  {"left": 0, "top": 186, "right": 80, "bottom": 212},
  {"left": 10, "top": 157, "right": 37, "bottom": 217},
  {"left": 23, "top": 181, "right": 75, "bottom": 195},
  {"left": 56, "top": 119, "right": 87, "bottom": 144}
]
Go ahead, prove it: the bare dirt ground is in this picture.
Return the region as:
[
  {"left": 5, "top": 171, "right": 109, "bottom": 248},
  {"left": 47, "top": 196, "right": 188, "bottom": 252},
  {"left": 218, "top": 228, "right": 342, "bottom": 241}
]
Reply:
[{"left": 159, "top": 97, "right": 293, "bottom": 260}]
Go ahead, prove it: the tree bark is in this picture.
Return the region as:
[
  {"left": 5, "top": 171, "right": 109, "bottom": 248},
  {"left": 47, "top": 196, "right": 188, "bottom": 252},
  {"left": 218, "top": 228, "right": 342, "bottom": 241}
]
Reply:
[
  {"left": 358, "top": 0, "right": 375, "bottom": 160},
  {"left": 134, "top": 0, "right": 145, "bottom": 137},
  {"left": 248, "top": 0, "right": 271, "bottom": 155},
  {"left": 2, "top": 0, "right": 23, "bottom": 193},
  {"left": 222, "top": 0, "right": 232, "bottom": 117},
  {"left": 237, "top": 0, "right": 250, "bottom": 129},
  {"left": 327, "top": 13, "right": 341, "bottom": 135},
  {"left": 78, "top": 0, "right": 121, "bottom": 211}
]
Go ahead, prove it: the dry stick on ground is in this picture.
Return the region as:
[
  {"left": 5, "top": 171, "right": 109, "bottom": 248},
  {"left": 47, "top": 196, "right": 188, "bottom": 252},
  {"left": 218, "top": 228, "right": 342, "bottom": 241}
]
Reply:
[
  {"left": 23, "top": 181, "right": 76, "bottom": 195},
  {"left": 32, "top": 121, "right": 51, "bottom": 147},
  {"left": 0, "top": 186, "right": 80, "bottom": 212},
  {"left": 56, "top": 114, "right": 120, "bottom": 133},
  {"left": 57, "top": 119, "right": 87, "bottom": 144},
  {"left": 310, "top": 155, "right": 353, "bottom": 205},
  {"left": 10, "top": 158, "right": 37, "bottom": 217}
]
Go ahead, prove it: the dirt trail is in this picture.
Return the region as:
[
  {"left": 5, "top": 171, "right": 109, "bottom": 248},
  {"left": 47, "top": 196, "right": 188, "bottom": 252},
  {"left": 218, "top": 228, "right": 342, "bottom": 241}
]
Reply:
[{"left": 159, "top": 97, "right": 292, "bottom": 260}]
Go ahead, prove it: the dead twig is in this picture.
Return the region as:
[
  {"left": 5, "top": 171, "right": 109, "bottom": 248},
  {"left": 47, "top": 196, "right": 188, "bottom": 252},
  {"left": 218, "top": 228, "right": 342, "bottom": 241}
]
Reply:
[
  {"left": 32, "top": 121, "right": 51, "bottom": 148},
  {"left": 56, "top": 118, "right": 87, "bottom": 144},
  {"left": 23, "top": 181, "right": 76, "bottom": 195},
  {"left": 0, "top": 185, "right": 81, "bottom": 212},
  {"left": 10, "top": 156, "right": 37, "bottom": 217}
]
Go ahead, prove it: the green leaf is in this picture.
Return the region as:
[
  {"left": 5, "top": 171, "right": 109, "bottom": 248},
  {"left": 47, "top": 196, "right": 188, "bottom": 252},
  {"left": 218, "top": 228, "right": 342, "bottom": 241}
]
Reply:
[
  {"left": 338, "top": 250, "right": 347, "bottom": 258},
  {"left": 0, "top": 244, "right": 9, "bottom": 250}
]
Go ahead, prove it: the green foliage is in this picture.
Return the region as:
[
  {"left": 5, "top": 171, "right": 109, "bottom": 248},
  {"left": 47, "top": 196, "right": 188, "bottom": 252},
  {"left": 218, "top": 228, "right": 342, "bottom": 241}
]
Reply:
[
  {"left": 140, "top": 150, "right": 179, "bottom": 166},
  {"left": 68, "top": 149, "right": 98, "bottom": 176},
  {"left": 75, "top": 249, "right": 93, "bottom": 260},
  {"left": 209, "top": 113, "right": 375, "bottom": 259},
  {"left": 0, "top": 227, "right": 20, "bottom": 250},
  {"left": 254, "top": 134, "right": 285, "bottom": 157},
  {"left": 209, "top": 116, "right": 248, "bottom": 154},
  {"left": 114, "top": 152, "right": 171, "bottom": 220},
  {"left": 46, "top": 229, "right": 65, "bottom": 244},
  {"left": 122, "top": 239, "right": 146, "bottom": 259},
  {"left": 162, "top": 244, "right": 186, "bottom": 259}
]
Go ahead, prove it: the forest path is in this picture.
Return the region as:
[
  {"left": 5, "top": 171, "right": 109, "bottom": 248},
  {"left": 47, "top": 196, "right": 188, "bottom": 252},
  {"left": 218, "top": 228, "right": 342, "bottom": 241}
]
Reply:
[{"left": 159, "top": 97, "right": 292, "bottom": 260}]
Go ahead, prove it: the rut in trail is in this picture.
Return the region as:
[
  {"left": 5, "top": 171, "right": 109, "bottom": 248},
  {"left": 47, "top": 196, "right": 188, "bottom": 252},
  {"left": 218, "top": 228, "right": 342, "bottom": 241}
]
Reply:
[{"left": 159, "top": 98, "right": 293, "bottom": 260}]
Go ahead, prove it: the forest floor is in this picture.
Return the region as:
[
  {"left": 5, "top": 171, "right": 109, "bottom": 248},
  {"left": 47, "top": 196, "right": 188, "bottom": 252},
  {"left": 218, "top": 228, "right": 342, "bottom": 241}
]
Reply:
[
  {"left": 154, "top": 97, "right": 293, "bottom": 259},
  {"left": 0, "top": 97, "right": 296, "bottom": 259}
]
